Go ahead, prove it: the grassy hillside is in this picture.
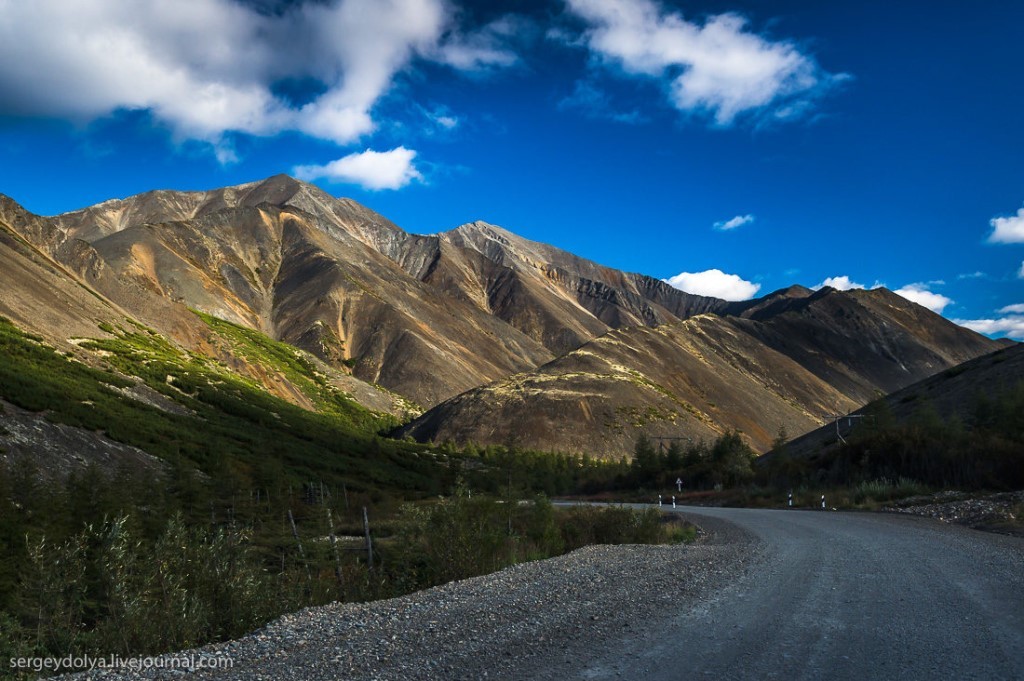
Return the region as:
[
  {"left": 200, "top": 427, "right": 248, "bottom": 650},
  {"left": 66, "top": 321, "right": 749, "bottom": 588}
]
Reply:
[{"left": 0, "top": 314, "right": 445, "bottom": 495}]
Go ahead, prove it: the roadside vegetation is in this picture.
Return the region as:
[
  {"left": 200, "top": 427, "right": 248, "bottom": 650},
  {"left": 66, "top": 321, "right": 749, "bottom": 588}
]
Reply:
[
  {"left": 0, "top": 316, "right": 688, "bottom": 678},
  {"left": 0, "top": 461, "right": 689, "bottom": 677}
]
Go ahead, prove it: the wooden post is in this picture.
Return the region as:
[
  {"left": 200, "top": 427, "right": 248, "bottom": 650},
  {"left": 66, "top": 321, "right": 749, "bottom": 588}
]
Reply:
[
  {"left": 288, "top": 509, "right": 313, "bottom": 587},
  {"left": 326, "top": 507, "right": 345, "bottom": 592},
  {"left": 362, "top": 506, "right": 374, "bottom": 572}
]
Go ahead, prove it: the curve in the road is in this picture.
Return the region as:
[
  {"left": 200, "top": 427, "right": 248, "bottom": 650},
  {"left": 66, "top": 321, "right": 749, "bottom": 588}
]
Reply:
[{"left": 577, "top": 507, "right": 1024, "bottom": 681}]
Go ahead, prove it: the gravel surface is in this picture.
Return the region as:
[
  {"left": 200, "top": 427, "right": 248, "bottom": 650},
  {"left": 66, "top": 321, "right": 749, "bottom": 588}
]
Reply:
[
  {"left": 578, "top": 506, "right": 1024, "bottom": 681},
  {"left": 61, "top": 512, "right": 760, "bottom": 681},
  {"left": 885, "top": 490, "right": 1024, "bottom": 535}
]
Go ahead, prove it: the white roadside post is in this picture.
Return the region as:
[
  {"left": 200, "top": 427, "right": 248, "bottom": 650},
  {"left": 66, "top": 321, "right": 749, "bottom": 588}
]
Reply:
[
  {"left": 821, "top": 494, "right": 826, "bottom": 510},
  {"left": 658, "top": 495, "right": 662, "bottom": 507},
  {"left": 788, "top": 491, "right": 793, "bottom": 507},
  {"left": 672, "top": 496, "right": 676, "bottom": 509}
]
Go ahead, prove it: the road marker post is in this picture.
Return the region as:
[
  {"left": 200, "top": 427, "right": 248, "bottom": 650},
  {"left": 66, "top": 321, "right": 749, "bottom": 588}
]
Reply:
[
  {"left": 672, "top": 496, "right": 676, "bottom": 509},
  {"left": 658, "top": 495, "right": 662, "bottom": 507},
  {"left": 821, "top": 494, "right": 826, "bottom": 510},
  {"left": 788, "top": 492, "right": 793, "bottom": 508}
]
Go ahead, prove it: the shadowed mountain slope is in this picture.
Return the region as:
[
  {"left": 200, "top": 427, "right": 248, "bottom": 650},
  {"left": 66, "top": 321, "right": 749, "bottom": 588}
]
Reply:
[
  {"left": 36, "top": 177, "right": 554, "bottom": 407},
  {"left": 764, "top": 341, "right": 1024, "bottom": 464}
]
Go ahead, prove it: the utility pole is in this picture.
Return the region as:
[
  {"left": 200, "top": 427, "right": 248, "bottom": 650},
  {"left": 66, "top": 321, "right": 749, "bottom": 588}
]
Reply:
[{"left": 825, "top": 413, "right": 870, "bottom": 445}]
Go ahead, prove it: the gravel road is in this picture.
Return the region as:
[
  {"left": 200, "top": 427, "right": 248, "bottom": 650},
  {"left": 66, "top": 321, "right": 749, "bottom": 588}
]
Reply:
[
  {"left": 577, "top": 506, "right": 1024, "bottom": 681},
  {"left": 61, "top": 506, "right": 1024, "bottom": 681}
]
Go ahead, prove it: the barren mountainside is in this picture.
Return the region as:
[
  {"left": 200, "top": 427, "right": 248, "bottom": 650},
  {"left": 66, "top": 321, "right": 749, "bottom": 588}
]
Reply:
[
  {"left": 40, "top": 175, "right": 733, "bottom": 407},
  {"left": 0, "top": 175, "right": 1007, "bottom": 459},
  {"left": 400, "top": 286, "right": 1002, "bottom": 455}
]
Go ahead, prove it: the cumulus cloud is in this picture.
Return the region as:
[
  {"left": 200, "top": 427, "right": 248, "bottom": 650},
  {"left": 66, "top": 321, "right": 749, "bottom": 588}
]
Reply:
[
  {"left": 953, "top": 316, "right": 1024, "bottom": 341},
  {"left": 815, "top": 275, "right": 865, "bottom": 291},
  {"left": 713, "top": 214, "right": 754, "bottom": 231},
  {"left": 892, "top": 283, "right": 953, "bottom": 314},
  {"left": 988, "top": 208, "right": 1024, "bottom": 244},
  {"left": 563, "top": 0, "right": 843, "bottom": 125},
  {"left": 999, "top": 303, "right": 1024, "bottom": 314},
  {"left": 0, "top": 0, "right": 518, "bottom": 153},
  {"left": 293, "top": 147, "right": 422, "bottom": 190},
  {"left": 664, "top": 269, "right": 760, "bottom": 301}
]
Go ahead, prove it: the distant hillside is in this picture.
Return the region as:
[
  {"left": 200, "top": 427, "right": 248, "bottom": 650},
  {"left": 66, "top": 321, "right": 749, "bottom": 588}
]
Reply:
[
  {"left": 401, "top": 286, "right": 1001, "bottom": 455},
  {"left": 759, "top": 343, "right": 1024, "bottom": 490},
  {"left": 767, "top": 342, "right": 1024, "bottom": 462}
]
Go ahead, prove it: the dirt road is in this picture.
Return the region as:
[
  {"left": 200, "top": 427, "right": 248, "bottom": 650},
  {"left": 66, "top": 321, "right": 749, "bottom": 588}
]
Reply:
[{"left": 573, "top": 507, "right": 1024, "bottom": 681}]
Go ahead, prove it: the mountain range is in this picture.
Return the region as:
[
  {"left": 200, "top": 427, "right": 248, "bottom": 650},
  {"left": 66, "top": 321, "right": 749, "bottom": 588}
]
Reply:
[{"left": 0, "top": 175, "right": 1006, "bottom": 461}]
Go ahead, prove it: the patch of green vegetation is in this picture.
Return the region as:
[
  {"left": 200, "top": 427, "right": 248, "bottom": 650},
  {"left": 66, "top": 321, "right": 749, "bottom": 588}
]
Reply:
[
  {"left": 193, "top": 310, "right": 395, "bottom": 432},
  {"left": 614, "top": 405, "right": 678, "bottom": 428},
  {"left": 0, "top": 315, "right": 438, "bottom": 495},
  {"left": 851, "top": 477, "right": 929, "bottom": 505},
  {"left": 629, "top": 431, "right": 757, "bottom": 492},
  {"left": 943, "top": 364, "right": 967, "bottom": 379}
]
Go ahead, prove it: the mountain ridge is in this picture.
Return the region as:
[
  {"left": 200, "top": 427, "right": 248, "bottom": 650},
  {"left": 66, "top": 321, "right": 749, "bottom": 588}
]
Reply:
[{"left": 0, "top": 175, "right": 1007, "bottom": 458}]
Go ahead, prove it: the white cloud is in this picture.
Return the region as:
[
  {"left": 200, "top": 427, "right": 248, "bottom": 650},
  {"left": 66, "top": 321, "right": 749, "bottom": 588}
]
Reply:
[
  {"left": 953, "top": 316, "right": 1024, "bottom": 341},
  {"left": 0, "top": 0, "right": 518, "bottom": 154},
  {"left": 814, "top": 275, "right": 865, "bottom": 291},
  {"left": 892, "top": 283, "right": 953, "bottom": 314},
  {"left": 430, "top": 16, "right": 523, "bottom": 70},
  {"left": 1019, "top": 260, "right": 1024, "bottom": 279},
  {"left": 999, "top": 303, "right": 1024, "bottom": 314},
  {"left": 435, "top": 115, "right": 459, "bottom": 129},
  {"left": 664, "top": 269, "right": 760, "bottom": 300},
  {"left": 957, "top": 271, "right": 986, "bottom": 280},
  {"left": 564, "top": 0, "right": 843, "bottom": 125},
  {"left": 713, "top": 214, "right": 754, "bottom": 231},
  {"left": 988, "top": 208, "right": 1024, "bottom": 244},
  {"left": 293, "top": 147, "right": 422, "bottom": 190}
]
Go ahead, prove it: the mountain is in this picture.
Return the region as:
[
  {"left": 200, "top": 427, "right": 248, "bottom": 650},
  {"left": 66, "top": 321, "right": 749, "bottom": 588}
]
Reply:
[
  {"left": 45, "top": 177, "right": 552, "bottom": 407},
  {"left": 399, "top": 286, "right": 1002, "bottom": 455},
  {"left": 0, "top": 194, "right": 409, "bottom": 419},
  {"left": 0, "top": 175, "right": 1006, "bottom": 461},
  {"left": 36, "top": 175, "right": 732, "bottom": 408},
  {"left": 403, "top": 220, "right": 730, "bottom": 356},
  {"left": 765, "top": 341, "right": 1024, "bottom": 464}
]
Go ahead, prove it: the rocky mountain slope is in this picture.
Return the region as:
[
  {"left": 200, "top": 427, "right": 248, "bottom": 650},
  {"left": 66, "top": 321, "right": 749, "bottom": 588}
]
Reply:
[
  {"left": 1, "top": 175, "right": 1006, "bottom": 460},
  {"left": 0, "top": 195, "right": 410, "bottom": 419},
  {"left": 41, "top": 176, "right": 736, "bottom": 406},
  {"left": 400, "top": 286, "right": 1002, "bottom": 455}
]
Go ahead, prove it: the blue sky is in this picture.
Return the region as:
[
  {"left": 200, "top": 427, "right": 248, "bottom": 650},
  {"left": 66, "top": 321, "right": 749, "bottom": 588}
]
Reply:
[{"left": 1, "top": 0, "right": 1022, "bottom": 339}]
